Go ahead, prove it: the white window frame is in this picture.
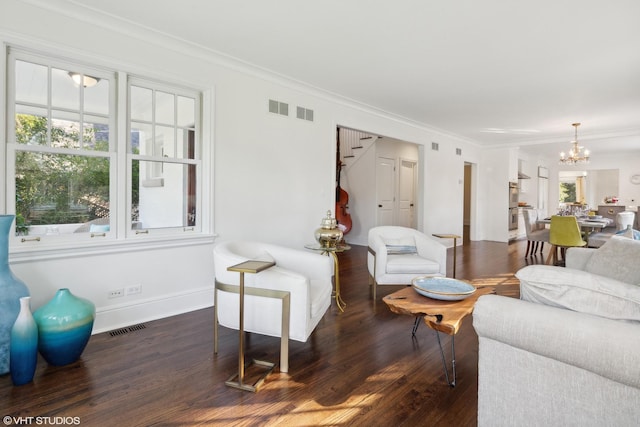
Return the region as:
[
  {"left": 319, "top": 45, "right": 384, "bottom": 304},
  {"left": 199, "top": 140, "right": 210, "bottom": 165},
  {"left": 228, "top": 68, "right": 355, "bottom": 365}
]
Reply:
[
  {"left": 127, "top": 77, "right": 202, "bottom": 239},
  {"left": 3, "top": 45, "right": 212, "bottom": 257}
]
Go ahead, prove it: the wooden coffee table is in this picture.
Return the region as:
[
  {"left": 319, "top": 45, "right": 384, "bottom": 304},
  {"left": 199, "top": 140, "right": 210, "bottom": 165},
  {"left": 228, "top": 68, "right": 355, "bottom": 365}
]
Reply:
[{"left": 383, "top": 284, "right": 494, "bottom": 387}]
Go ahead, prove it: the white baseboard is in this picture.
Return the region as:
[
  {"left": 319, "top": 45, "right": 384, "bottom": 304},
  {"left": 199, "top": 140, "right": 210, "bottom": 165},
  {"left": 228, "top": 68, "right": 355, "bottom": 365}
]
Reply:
[{"left": 92, "top": 286, "right": 214, "bottom": 334}]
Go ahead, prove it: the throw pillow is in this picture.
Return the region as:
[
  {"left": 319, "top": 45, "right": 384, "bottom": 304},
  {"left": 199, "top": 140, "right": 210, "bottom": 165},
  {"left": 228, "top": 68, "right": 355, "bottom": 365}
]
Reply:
[
  {"left": 384, "top": 236, "right": 417, "bottom": 255},
  {"left": 615, "top": 225, "right": 640, "bottom": 240},
  {"left": 516, "top": 264, "right": 640, "bottom": 323},
  {"left": 585, "top": 236, "right": 640, "bottom": 285}
]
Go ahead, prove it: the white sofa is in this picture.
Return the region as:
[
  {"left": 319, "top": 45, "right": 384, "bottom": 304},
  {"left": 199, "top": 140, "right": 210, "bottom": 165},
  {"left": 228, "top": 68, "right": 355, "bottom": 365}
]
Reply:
[{"left": 473, "top": 236, "right": 640, "bottom": 426}]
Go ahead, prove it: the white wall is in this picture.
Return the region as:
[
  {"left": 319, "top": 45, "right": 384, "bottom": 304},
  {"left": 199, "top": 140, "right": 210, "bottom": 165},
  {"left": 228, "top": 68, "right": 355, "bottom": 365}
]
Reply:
[
  {"left": 478, "top": 148, "right": 511, "bottom": 242},
  {"left": 1, "top": 0, "right": 488, "bottom": 333}
]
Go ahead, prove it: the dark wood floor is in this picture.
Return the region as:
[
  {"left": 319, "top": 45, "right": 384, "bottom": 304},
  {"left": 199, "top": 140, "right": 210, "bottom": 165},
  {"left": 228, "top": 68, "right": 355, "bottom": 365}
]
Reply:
[{"left": 0, "top": 238, "right": 544, "bottom": 426}]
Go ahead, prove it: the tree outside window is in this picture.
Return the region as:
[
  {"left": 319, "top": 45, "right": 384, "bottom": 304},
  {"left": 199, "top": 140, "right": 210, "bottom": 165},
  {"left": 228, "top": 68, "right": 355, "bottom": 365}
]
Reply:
[
  {"left": 15, "top": 115, "right": 110, "bottom": 233},
  {"left": 559, "top": 182, "right": 576, "bottom": 203}
]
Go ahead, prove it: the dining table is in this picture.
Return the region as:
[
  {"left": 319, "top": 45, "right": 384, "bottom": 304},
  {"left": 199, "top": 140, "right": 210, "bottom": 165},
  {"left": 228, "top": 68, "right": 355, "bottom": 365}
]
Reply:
[{"left": 537, "top": 216, "right": 614, "bottom": 241}]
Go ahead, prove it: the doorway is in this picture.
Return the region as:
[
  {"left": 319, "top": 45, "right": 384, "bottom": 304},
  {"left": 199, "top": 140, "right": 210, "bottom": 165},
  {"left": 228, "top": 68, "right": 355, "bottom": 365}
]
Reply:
[
  {"left": 463, "top": 163, "right": 473, "bottom": 243},
  {"left": 375, "top": 156, "right": 418, "bottom": 228},
  {"left": 336, "top": 126, "right": 421, "bottom": 245}
]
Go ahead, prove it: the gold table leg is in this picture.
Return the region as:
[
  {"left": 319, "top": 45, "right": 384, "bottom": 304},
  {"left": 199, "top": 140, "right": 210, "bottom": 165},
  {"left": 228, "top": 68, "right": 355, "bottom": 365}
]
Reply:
[
  {"left": 452, "top": 237, "right": 458, "bottom": 278},
  {"left": 217, "top": 260, "right": 279, "bottom": 392},
  {"left": 224, "top": 271, "right": 276, "bottom": 392},
  {"left": 432, "top": 234, "right": 461, "bottom": 278},
  {"left": 328, "top": 251, "right": 346, "bottom": 312}
]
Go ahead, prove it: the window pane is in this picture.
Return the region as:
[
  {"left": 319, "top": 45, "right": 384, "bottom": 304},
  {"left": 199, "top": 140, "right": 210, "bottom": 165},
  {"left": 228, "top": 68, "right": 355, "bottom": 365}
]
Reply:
[
  {"left": 130, "top": 86, "right": 152, "bottom": 121},
  {"left": 15, "top": 152, "right": 110, "bottom": 235},
  {"left": 52, "top": 67, "right": 80, "bottom": 111},
  {"left": 155, "top": 91, "right": 174, "bottom": 125},
  {"left": 177, "top": 96, "right": 195, "bottom": 127},
  {"left": 51, "top": 112, "right": 80, "bottom": 149},
  {"left": 131, "top": 122, "right": 152, "bottom": 155},
  {"left": 132, "top": 160, "right": 196, "bottom": 229},
  {"left": 15, "top": 60, "right": 47, "bottom": 105},
  {"left": 155, "top": 125, "right": 175, "bottom": 157},
  {"left": 84, "top": 79, "right": 109, "bottom": 116},
  {"left": 15, "top": 111, "right": 48, "bottom": 145},
  {"left": 176, "top": 128, "right": 196, "bottom": 160},
  {"left": 84, "top": 115, "right": 110, "bottom": 151}
]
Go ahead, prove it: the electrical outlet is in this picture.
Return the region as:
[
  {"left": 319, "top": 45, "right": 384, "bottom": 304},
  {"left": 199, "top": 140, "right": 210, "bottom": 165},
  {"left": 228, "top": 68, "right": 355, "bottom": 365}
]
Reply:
[
  {"left": 108, "top": 288, "right": 124, "bottom": 299},
  {"left": 125, "top": 284, "right": 142, "bottom": 296}
]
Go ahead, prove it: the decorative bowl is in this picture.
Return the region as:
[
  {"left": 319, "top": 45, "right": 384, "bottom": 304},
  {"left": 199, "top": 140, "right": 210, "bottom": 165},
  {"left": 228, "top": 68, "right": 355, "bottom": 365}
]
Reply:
[{"left": 411, "top": 276, "right": 476, "bottom": 301}]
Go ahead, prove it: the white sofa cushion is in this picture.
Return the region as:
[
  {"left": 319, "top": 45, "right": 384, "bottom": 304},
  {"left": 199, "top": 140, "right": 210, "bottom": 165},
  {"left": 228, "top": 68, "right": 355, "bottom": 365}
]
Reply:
[
  {"left": 516, "top": 264, "right": 640, "bottom": 323},
  {"left": 386, "top": 254, "right": 441, "bottom": 274},
  {"left": 585, "top": 236, "right": 640, "bottom": 285}
]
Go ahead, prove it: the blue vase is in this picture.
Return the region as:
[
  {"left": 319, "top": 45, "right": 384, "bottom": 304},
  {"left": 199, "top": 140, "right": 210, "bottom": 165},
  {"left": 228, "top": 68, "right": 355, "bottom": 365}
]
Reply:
[
  {"left": 33, "top": 288, "right": 95, "bottom": 366},
  {"left": 0, "top": 214, "right": 30, "bottom": 375},
  {"left": 10, "top": 296, "right": 38, "bottom": 385}
]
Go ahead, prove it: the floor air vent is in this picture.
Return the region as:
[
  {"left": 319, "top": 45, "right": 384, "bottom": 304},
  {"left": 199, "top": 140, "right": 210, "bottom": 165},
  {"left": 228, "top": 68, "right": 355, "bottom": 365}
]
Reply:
[{"left": 109, "top": 323, "right": 147, "bottom": 337}]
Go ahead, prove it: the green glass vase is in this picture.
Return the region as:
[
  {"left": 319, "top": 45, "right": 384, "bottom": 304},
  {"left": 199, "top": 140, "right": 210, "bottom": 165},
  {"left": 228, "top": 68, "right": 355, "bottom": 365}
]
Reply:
[{"left": 33, "top": 288, "right": 95, "bottom": 366}]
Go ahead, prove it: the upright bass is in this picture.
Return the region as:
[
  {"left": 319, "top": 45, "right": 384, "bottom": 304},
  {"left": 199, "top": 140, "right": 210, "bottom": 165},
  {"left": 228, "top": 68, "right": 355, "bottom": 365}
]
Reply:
[{"left": 335, "top": 128, "right": 352, "bottom": 234}]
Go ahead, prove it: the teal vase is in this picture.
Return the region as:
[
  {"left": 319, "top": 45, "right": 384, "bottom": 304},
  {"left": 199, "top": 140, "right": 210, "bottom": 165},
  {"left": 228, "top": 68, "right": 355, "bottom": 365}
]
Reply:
[
  {"left": 33, "top": 288, "right": 95, "bottom": 366},
  {"left": 0, "top": 214, "right": 30, "bottom": 375},
  {"left": 10, "top": 296, "right": 38, "bottom": 385}
]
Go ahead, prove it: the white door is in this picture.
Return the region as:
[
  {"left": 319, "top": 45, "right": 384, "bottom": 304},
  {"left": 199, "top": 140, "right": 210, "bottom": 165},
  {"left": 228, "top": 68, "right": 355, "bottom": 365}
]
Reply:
[
  {"left": 376, "top": 156, "right": 395, "bottom": 226},
  {"left": 398, "top": 159, "right": 417, "bottom": 228}
]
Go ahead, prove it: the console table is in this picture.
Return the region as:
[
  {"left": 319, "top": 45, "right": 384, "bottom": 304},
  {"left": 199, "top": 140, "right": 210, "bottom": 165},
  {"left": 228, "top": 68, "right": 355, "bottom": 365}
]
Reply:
[
  {"left": 304, "top": 243, "right": 349, "bottom": 311},
  {"left": 432, "top": 234, "right": 461, "bottom": 278}
]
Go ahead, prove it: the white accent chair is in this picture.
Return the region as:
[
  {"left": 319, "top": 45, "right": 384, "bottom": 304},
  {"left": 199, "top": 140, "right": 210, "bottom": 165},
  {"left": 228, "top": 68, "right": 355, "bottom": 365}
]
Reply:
[
  {"left": 617, "top": 211, "right": 636, "bottom": 231},
  {"left": 522, "top": 209, "right": 550, "bottom": 257},
  {"left": 367, "top": 226, "right": 447, "bottom": 299},
  {"left": 213, "top": 241, "right": 333, "bottom": 373}
]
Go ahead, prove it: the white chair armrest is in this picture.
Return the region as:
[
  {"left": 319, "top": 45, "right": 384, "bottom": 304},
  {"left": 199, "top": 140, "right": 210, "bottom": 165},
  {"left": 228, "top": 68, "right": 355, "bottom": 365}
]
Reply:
[
  {"left": 414, "top": 236, "right": 447, "bottom": 276},
  {"left": 367, "top": 233, "right": 388, "bottom": 279},
  {"left": 473, "top": 294, "right": 640, "bottom": 389},
  {"left": 266, "top": 244, "right": 333, "bottom": 280}
]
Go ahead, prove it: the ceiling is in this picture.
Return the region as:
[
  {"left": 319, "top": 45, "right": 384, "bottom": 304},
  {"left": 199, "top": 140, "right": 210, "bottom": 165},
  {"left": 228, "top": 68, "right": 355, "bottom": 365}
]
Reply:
[{"left": 54, "top": 0, "right": 640, "bottom": 156}]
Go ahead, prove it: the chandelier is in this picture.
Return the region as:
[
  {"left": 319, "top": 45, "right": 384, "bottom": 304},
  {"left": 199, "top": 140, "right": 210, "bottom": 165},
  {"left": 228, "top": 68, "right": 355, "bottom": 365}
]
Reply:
[{"left": 559, "top": 122, "right": 590, "bottom": 165}]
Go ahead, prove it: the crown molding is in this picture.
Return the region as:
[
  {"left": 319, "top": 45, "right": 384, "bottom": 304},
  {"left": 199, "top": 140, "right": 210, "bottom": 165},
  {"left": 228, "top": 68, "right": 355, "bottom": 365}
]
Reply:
[{"left": 18, "top": 0, "right": 481, "bottom": 148}]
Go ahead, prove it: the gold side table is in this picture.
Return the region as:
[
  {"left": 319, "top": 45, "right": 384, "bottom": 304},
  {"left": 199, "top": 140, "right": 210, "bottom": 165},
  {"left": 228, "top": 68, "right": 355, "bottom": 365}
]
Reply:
[
  {"left": 304, "top": 243, "right": 349, "bottom": 312},
  {"left": 432, "top": 234, "right": 461, "bottom": 278},
  {"left": 216, "top": 259, "right": 283, "bottom": 392}
]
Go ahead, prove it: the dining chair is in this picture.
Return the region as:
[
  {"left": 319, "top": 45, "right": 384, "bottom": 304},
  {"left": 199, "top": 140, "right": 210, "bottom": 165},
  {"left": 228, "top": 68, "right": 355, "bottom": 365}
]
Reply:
[
  {"left": 522, "top": 209, "right": 549, "bottom": 258},
  {"left": 545, "top": 215, "right": 587, "bottom": 265},
  {"left": 616, "top": 211, "right": 636, "bottom": 231}
]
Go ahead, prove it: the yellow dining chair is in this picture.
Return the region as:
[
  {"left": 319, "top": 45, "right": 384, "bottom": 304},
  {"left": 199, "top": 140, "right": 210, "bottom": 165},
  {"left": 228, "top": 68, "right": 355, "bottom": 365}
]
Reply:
[{"left": 545, "top": 215, "right": 587, "bottom": 265}]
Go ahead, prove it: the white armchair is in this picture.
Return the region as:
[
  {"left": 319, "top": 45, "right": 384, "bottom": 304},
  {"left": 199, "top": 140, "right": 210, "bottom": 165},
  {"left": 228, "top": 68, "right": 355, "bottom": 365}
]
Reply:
[
  {"left": 213, "top": 241, "right": 333, "bottom": 373},
  {"left": 367, "top": 226, "right": 447, "bottom": 299}
]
